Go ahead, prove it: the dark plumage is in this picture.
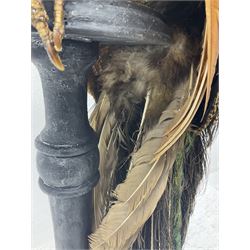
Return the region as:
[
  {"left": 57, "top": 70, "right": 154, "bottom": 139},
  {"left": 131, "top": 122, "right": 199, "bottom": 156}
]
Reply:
[
  {"left": 91, "top": 30, "right": 200, "bottom": 127},
  {"left": 88, "top": 1, "right": 218, "bottom": 249}
]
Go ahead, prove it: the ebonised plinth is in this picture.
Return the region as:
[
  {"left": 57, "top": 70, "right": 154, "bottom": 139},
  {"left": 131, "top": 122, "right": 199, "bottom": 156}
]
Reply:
[{"left": 32, "top": 38, "right": 99, "bottom": 250}]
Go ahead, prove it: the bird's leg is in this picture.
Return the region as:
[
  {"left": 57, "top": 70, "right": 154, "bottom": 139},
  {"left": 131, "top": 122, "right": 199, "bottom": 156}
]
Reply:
[
  {"left": 31, "top": 0, "right": 64, "bottom": 71},
  {"left": 53, "top": 0, "right": 64, "bottom": 52}
]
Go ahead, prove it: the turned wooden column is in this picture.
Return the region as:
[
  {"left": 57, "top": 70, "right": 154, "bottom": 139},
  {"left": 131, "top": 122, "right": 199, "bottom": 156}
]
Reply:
[{"left": 32, "top": 38, "right": 99, "bottom": 249}]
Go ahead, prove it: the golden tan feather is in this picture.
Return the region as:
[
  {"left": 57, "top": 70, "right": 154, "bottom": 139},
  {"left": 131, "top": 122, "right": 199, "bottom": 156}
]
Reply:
[
  {"left": 89, "top": 79, "right": 190, "bottom": 249},
  {"left": 154, "top": 0, "right": 219, "bottom": 160}
]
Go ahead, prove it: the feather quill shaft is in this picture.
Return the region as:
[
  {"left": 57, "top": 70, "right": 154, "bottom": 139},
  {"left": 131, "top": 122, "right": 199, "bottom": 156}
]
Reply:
[
  {"left": 90, "top": 82, "right": 188, "bottom": 249},
  {"left": 90, "top": 2, "right": 219, "bottom": 248},
  {"left": 90, "top": 152, "right": 177, "bottom": 249}
]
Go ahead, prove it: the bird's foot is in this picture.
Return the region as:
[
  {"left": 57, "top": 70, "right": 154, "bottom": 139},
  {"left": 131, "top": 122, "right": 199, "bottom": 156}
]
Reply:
[{"left": 31, "top": 0, "right": 65, "bottom": 71}]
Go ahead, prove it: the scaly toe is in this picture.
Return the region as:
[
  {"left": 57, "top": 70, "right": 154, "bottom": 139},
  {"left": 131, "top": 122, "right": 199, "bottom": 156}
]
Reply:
[{"left": 53, "top": 29, "right": 63, "bottom": 52}]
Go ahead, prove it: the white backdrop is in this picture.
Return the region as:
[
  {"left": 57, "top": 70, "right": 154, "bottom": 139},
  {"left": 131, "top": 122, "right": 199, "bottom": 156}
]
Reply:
[{"left": 31, "top": 64, "right": 218, "bottom": 250}]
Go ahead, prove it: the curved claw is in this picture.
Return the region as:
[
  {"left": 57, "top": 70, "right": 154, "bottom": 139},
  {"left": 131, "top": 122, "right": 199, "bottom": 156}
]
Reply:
[
  {"left": 46, "top": 40, "right": 65, "bottom": 71},
  {"left": 32, "top": 0, "right": 65, "bottom": 71}
]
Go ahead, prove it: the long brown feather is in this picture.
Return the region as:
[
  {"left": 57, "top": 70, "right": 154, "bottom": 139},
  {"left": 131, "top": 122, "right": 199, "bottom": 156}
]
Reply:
[
  {"left": 90, "top": 148, "right": 179, "bottom": 250},
  {"left": 154, "top": 0, "right": 219, "bottom": 160},
  {"left": 123, "top": 156, "right": 179, "bottom": 249},
  {"left": 92, "top": 111, "right": 119, "bottom": 230},
  {"left": 89, "top": 79, "right": 190, "bottom": 249},
  {"left": 89, "top": 2, "right": 218, "bottom": 248},
  {"left": 89, "top": 92, "right": 120, "bottom": 230}
]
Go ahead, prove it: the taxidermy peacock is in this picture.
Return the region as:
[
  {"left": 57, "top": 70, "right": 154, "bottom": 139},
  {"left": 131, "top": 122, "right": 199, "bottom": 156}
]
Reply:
[{"left": 32, "top": 0, "right": 219, "bottom": 249}]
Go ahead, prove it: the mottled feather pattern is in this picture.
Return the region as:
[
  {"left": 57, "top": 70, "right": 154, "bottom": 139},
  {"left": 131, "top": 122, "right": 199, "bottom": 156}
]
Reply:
[
  {"left": 88, "top": 1, "right": 218, "bottom": 249},
  {"left": 90, "top": 79, "right": 193, "bottom": 249}
]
